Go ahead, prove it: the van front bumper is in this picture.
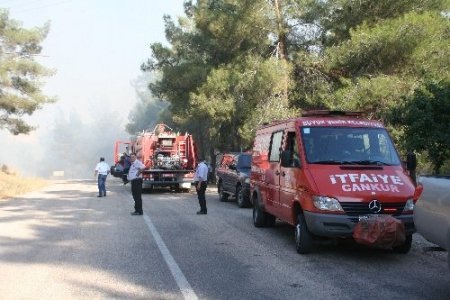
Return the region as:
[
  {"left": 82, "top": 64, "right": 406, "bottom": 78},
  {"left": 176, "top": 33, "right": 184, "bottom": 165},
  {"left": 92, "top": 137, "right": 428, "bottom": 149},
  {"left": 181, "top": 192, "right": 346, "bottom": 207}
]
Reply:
[{"left": 303, "top": 211, "right": 415, "bottom": 238}]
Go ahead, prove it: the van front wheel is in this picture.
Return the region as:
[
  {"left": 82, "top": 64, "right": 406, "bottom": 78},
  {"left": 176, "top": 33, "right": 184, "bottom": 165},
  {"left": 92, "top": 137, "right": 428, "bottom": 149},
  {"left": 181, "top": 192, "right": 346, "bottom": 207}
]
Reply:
[
  {"left": 295, "top": 213, "right": 313, "bottom": 254},
  {"left": 392, "top": 234, "right": 412, "bottom": 254}
]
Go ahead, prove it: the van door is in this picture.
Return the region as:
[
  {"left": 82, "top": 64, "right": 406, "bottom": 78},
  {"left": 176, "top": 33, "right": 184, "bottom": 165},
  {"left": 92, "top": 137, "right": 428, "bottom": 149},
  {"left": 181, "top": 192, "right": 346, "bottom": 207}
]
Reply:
[
  {"left": 265, "top": 130, "right": 283, "bottom": 214},
  {"left": 279, "top": 131, "right": 301, "bottom": 223}
]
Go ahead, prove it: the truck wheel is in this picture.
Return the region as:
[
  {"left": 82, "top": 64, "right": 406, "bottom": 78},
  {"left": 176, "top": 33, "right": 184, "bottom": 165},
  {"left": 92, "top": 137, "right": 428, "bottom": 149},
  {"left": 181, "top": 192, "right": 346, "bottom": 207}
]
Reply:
[
  {"left": 110, "top": 166, "right": 116, "bottom": 176},
  {"left": 218, "top": 182, "right": 228, "bottom": 202},
  {"left": 253, "top": 195, "right": 266, "bottom": 227},
  {"left": 236, "top": 185, "right": 249, "bottom": 208},
  {"left": 392, "top": 234, "right": 412, "bottom": 254},
  {"left": 295, "top": 213, "right": 313, "bottom": 254}
]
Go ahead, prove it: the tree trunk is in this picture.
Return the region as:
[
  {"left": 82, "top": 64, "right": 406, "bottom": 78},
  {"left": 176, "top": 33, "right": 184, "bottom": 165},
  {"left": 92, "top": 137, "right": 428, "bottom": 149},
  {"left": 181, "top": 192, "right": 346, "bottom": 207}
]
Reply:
[
  {"left": 273, "top": 0, "right": 290, "bottom": 110},
  {"left": 273, "top": 0, "right": 288, "bottom": 60}
]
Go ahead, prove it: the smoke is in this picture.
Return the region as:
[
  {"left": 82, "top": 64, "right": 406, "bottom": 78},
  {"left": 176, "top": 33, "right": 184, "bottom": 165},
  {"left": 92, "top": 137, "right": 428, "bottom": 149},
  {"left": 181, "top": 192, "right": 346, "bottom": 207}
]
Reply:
[
  {"left": 0, "top": 104, "right": 129, "bottom": 178},
  {"left": 0, "top": 72, "right": 169, "bottom": 179},
  {"left": 0, "top": 1, "right": 187, "bottom": 178},
  {"left": 45, "top": 107, "right": 128, "bottom": 179}
]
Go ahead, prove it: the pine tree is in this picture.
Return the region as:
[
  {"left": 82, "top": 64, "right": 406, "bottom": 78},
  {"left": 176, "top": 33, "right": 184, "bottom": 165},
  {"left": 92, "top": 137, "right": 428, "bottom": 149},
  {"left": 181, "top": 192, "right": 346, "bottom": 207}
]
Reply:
[{"left": 0, "top": 9, "right": 55, "bottom": 135}]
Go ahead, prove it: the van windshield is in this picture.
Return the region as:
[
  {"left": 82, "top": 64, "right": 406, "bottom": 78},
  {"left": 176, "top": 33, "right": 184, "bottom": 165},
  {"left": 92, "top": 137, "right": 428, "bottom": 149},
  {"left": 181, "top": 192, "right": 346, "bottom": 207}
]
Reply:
[{"left": 300, "top": 127, "right": 401, "bottom": 166}]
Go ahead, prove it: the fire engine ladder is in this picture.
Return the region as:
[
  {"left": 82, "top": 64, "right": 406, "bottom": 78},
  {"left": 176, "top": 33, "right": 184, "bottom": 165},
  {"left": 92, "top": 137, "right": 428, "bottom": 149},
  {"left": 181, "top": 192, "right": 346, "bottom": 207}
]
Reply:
[{"left": 178, "top": 141, "right": 186, "bottom": 161}]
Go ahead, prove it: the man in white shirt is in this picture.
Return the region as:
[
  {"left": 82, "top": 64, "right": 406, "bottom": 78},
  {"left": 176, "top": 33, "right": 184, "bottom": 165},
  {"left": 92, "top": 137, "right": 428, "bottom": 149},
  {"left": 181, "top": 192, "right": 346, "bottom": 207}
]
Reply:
[
  {"left": 127, "top": 153, "right": 145, "bottom": 215},
  {"left": 94, "top": 157, "right": 110, "bottom": 197},
  {"left": 195, "top": 157, "right": 209, "bottom": 215}
]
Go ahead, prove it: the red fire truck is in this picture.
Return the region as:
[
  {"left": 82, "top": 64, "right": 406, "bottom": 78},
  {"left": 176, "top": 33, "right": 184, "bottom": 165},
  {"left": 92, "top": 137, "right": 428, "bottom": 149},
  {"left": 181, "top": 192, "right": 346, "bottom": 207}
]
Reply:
[{"left": 112, "top": 124, "right": 197, "bottom": 191}]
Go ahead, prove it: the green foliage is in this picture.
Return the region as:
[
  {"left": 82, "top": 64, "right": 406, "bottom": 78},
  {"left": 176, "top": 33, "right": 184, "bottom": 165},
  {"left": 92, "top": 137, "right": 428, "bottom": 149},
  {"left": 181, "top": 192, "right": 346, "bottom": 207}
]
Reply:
[
  {"left": 194, "top": 0, "right": 272, "bottom": 60},
  {"left": 141, "top": 15, "right": 212, "bottom": 117},
  {"left": 191, "top": 55, "right": 297, "bottom": 151},
  {"left": 331, "top": 75, "right": 419, "bottom": 119},
  {"left": 390, "top": 80, "right": 450, "bottom": 174},
  {"left": 299, "top": 0, "right": 446, "bottom": 46},
  {"left": 137, "top": 0, "right": 449, "bottom": 172},
  {"left": 289, "top": 52, "right": 337, "bottom": 110},
  {"left": 326, "top": 12, "right": 450, "bottom": 78},
  {"left": 0, "top": 9, "right": 55, "bottom": 135},
  {"left": 141, "top": 0, "right": 282, "bottom": 155}
]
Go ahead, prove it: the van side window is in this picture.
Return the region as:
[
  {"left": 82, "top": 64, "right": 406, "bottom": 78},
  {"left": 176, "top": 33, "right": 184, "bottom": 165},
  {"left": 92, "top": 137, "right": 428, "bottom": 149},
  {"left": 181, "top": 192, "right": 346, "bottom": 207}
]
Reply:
[
  {"left": 286, "top": 132, "right": 301, "bottom": 167},
  {"left": 269, "top": 131, "right": 283, "bottom": 162}
]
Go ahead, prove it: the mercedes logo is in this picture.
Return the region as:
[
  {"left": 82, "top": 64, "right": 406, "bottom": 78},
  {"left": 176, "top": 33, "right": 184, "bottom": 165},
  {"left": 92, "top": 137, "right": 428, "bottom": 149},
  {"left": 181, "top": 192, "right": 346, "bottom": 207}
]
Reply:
[{"left": 369, "top": 200, "right": 382, "bottom": 213}]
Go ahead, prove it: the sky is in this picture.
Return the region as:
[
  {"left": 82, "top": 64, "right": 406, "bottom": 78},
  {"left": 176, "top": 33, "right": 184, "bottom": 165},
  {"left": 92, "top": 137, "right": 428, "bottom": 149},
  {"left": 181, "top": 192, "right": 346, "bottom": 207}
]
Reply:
[{"left": 0, "top": 0, "right": 186, "bottom": 177}]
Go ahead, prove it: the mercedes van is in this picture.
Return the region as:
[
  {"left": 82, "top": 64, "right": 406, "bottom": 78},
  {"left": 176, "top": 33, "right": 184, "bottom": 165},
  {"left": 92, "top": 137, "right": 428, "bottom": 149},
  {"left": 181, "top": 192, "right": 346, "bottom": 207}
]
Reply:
[{"left": 250, "top": 111, "right": 420, "bottom": 254}]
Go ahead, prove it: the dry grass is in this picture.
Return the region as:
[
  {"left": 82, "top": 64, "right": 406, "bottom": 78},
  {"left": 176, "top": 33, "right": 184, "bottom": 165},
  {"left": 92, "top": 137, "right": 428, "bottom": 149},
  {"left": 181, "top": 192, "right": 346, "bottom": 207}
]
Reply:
[{"left": 0, "top": 172, "right": 48, "bottom": 200}]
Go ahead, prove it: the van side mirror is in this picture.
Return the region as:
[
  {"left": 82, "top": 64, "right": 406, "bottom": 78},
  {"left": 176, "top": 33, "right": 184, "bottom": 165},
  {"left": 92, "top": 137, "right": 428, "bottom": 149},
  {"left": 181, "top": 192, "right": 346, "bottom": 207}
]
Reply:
[
  {"left": 406, "top": 152, "right": 417, "bottom": 171},
  {"left": 229, "top": 164, "right": 236, "bottom": 170},
  {"left": 281, "top": 150, "right": 292, "bottom": 167},
  {"left": 406, "top": 152, "right": 417, "bottom": 185}
]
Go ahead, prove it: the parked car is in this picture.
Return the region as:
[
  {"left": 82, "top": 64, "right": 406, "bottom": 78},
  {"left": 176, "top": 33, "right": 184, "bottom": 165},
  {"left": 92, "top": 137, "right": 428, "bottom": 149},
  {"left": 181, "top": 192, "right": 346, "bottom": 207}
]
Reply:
[
  {"left": 213, "top": 153, "right": 224, "bottom": 184},
  {"left": 414, "top": 175, "right": 450, "bottom": 270},
  {"left": 250, "top": 110, "right": 421, "bottom": 254},
  {"left": 216, "top": 152, "right": 252, "bottom": 208}
]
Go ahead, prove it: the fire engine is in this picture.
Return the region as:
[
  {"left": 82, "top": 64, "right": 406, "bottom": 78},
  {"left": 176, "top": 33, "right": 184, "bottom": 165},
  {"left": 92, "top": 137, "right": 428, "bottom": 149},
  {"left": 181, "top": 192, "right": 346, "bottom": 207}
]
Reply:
[{"left": 111, "top": 124, "right": 197, "bottom": 191}]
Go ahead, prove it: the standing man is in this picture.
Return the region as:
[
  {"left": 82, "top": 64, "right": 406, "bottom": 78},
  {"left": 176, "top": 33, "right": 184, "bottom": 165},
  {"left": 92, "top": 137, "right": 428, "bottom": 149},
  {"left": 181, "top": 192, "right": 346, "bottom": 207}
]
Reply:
[
  {"left": 128, "top": 153, "right": 145, "bottom": 216},
  {"left": 195, "top": 157, "right": 209, "bottom": 215},
  {"left": 94, "top": 157, "right": 109, "bottom": 197}
]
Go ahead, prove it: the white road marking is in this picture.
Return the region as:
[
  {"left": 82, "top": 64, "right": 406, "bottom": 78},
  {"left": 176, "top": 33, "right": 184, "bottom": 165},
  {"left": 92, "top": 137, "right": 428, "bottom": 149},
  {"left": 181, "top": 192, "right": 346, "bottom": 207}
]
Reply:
[{"left": 143, "top": 213, "right": 198, "bottom": 300}]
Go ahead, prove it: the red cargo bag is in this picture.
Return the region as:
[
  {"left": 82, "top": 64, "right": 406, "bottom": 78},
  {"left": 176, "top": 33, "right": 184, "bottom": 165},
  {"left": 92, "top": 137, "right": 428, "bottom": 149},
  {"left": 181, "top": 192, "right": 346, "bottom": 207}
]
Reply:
[{"left": 352, "top": 215, "right": 406, "bottom": 249}]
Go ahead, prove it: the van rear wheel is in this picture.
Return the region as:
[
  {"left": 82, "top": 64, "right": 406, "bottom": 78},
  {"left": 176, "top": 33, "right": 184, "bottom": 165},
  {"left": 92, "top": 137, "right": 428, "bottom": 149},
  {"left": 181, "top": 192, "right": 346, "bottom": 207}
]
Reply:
[{"left": 295, "top": 213, "right": 313, "bottom": 254}]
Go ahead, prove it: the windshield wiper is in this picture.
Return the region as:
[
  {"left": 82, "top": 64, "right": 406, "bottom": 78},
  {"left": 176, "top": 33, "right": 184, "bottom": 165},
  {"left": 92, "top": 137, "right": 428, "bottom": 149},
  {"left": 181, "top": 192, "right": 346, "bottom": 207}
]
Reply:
[
  {"left": 350, "top": 160, "right": 391, "bottom": 166},
  {"left": 311, "top": 160, "right": 391, "bottom": 166},
  {"left": 311, "top": 160, "right": 351, "bottom": 165}
]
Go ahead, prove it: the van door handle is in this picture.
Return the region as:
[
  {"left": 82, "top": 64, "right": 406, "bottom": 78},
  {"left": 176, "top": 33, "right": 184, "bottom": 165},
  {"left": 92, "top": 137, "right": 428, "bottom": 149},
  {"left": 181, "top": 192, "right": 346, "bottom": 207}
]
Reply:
[
  {"left": 281, "top": 171, "right": 286, "bottom": 176},
  {"left": 275, "top": 170, "right": 280, "bottom": 176}
]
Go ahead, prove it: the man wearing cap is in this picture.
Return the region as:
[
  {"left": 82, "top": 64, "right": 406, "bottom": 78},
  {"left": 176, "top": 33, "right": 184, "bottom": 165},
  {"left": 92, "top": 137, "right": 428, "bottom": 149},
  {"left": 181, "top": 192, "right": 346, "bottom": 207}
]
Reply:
[{"left": 94, "top": 157, "right": 110, "bottom": 197}]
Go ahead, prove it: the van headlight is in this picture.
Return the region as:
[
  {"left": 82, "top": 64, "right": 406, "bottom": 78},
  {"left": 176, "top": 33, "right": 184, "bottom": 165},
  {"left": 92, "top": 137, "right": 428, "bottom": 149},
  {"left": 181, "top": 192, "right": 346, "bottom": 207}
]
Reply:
[
  {"left": 313, "top": 196, "right": 344, "bottom": 212},
  {"left": 403, "top": 199, "right": 414, "bottom": 212}
]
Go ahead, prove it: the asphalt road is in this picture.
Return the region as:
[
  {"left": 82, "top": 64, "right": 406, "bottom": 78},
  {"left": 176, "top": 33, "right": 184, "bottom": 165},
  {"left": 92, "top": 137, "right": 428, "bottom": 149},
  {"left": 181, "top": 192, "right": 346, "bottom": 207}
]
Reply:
[{"left": 0, "top": 179, "right": 449, "bottom": 300}]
